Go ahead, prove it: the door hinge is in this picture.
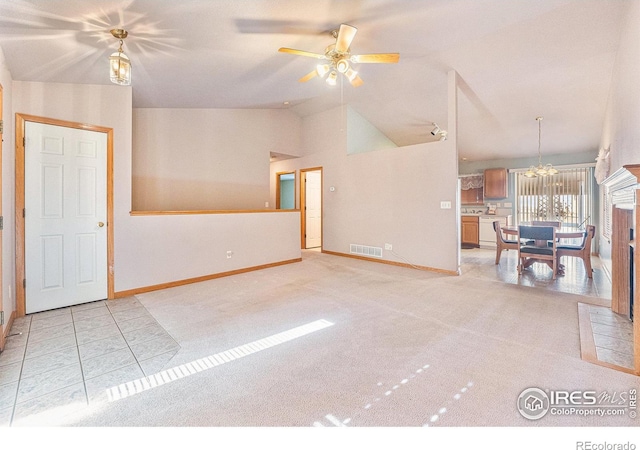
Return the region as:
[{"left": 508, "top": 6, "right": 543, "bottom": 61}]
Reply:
[
  {"left": 0, "top": 311, "right": 4, "bottom": 326},
  {"left": 0, "top": 216, "right": 3, "bottom": 230},
  {"left": 23, "top": 279, "right": 26, "bottom": 289},
  {"left": 23, "top": 208, "right": 25, "bottom": 218},
  {"left": 0, "top": 120, "right": 3, "bottom": 134}
]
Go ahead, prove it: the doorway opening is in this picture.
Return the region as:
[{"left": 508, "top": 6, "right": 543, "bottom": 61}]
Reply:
[
  {"left": 276, "top": 171, "right": 296, "bottom": 210},
  {"left": 300, "top": 167, "right": 322, "bottom": 249}
]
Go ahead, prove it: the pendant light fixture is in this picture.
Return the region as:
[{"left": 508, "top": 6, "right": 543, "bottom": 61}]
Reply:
[
  {"left": 109, "top": 29, "right": 131, "bottom": 86},
  {"left": 524, "top": 116, "right": 558, "bottom": 178}
]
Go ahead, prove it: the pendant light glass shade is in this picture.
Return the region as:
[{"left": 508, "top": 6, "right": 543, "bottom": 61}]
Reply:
[
  {"left": 525, "top": 116, "right": 556, "bottom": 177},
  {"left": 109, "top": 29, "right": 131, "bottom": 86}
]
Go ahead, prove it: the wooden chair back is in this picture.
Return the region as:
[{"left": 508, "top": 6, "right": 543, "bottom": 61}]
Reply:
[
  {"left": 493, "top": 220, "right": 518, "bottom": 264},
  {"left": 557, "top": 225, "right": 596, "bottom": 278}
]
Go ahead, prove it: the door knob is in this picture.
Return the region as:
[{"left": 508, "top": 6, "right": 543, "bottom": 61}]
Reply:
[{"left": 98, "top": 222, "right": 105, "bottom": 227}]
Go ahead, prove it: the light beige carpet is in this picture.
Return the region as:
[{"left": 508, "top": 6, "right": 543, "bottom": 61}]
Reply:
[{"left": 62, "top": 250, "right": 637, "bottom": 430}]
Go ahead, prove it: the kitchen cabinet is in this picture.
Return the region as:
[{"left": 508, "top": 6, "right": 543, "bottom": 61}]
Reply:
[
  {"left": 484, "top": 168, "right": 508, "bottom": 198},
  {"left": 461, "top": 216, "right": 479, "bottom": 247},
  {"left": 461, "top": 187, "right": 483, "bottom": 205}
]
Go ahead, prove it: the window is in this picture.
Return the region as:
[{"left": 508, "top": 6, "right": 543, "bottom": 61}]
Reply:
[{"left": 514, "top": 166, "right": 595, "bottom": 228}]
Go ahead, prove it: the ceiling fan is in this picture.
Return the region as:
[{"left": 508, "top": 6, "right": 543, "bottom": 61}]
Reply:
[{"left": 278, "top": 23, "right": 399, "bottom": 87}]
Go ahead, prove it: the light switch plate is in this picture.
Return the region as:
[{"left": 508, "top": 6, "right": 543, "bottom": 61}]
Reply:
[{"left": 440, "top": 201, "right": 452, "bottom": 209}]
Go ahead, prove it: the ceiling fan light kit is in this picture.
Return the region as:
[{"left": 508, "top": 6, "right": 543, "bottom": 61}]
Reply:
[
  {"left": 109, "top": 28, "right": 131, "bottom": 86},
  {"left": 524, "top": 116, "right": 558, "bottom": 178},
  {"left": 279, "top": 23, "right": 399, "bottom": 87}
]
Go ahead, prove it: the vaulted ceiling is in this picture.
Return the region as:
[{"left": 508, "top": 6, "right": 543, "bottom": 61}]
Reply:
[{"left": 0, "top": 0, "right": 629, "bottom": 161}]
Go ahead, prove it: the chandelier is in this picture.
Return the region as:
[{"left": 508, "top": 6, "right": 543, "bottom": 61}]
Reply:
[
  {"left": 109, "top": 29, "right": 131, "bottom": 86},
  {"left": 524, "top": 116, "right": 558, "bottom": 178}
]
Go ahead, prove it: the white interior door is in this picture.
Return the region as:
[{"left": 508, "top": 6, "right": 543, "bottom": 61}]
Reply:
[
  {"left": 305, "top": 170, "right": 322, "bottom": 248},
  {"left": 25, "top": 122, "right": 108, "bottom": 314}
]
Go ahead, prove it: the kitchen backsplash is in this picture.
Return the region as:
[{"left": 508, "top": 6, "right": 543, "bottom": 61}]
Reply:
[{"left": 461, "top": 205, "right": 513, "bottom": 216}]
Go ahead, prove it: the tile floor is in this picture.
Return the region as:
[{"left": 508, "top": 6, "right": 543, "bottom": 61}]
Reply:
[
  {"left": 460, "top": 246, "right": 611, "bottom": 300},
  {"left": 0, "top": 297, "right": 179, "bottom": 426},
  {"left": 588, "top": 304, "right": 635, "bottom": 369}
]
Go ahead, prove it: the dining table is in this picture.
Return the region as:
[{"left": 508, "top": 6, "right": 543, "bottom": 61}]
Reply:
[{"left": 501, "top": 225, "right": 587, "bottom": 275}]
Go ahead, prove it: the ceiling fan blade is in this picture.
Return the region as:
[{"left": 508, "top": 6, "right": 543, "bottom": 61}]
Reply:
[
  {"left": 335, "top": 24, "right": 357, "bottom": 53},
  {"left": 351, "top": 53, "right": 400, "bottom": 64},
  {"left": 299, "top": 70, "right": 318, "bottom": 83},
  {"left": 278, "top": 48, "right": 327, "bottom": 59},
  {"left": 348, "top": 74, "right": 364, "bottom": 87}
]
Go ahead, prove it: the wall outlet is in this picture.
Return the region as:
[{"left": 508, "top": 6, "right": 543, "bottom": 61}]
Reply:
[
  {"left": 226, "top": 251, "right": 233, "bottom": 259},
  {"left": 384, "top": 243, "right": 392, "bottom": 251},
  {"left": 440, "top": 201, "right": 452, "bottom": 209},
  {"left": 264, "top": 201, "right": 269, "bottom": 208}
]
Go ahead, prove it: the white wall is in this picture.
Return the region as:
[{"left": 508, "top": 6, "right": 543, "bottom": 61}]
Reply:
[
  {"left": 0, "top": 46, "right": 15, "bottom": 330},
  {"left": 347, "top": 106, "right": 397, "bottom": 154},
  {"left": 12, "top": 81, "right": 301, "bottom": 295},
  {"left": 598, "top": 0, "right": 640, "bottom": 269},
  {"left": 132, "top": 108, "right": 302, "bottom": 210},
  {"left": 270, "top": 102, "right": 459, "bottom": 273}
]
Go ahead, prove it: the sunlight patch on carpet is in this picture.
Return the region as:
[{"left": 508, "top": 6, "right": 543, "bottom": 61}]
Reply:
[{"left": 106, "top": 319, "right": 334, "bottom": 402}]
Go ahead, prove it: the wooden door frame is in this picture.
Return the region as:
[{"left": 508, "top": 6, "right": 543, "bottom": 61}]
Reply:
[
  {"left": 15, "top": 113, "right": 115, "bottom": 317},
  {"left": 300, "top": 167, "right": 322, "bottom": 249},
  {"left": 275, "top": 171, "right": 295, "bottom": 210}
]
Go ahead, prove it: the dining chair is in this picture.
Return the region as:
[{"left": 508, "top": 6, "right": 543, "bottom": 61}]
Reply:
[
  {"left": 556, "top": 224, "right": 596, "bottom": 278},
  {"left": 493, "top": 220, "right": 518, "bottom": 264},
  {"left": 517, "top": 225, "right": 558, "bottom": 279},
  {"left": 529, "top": 220, "right": 561, "bottom": 246},
  {"left": 532, "top": 220, "right": 561, "bottom": 227}
]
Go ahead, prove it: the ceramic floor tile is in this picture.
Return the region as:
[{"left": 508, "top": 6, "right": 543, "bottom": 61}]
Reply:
[
  {"left": 71, "top": 305, "right": 110, "bottom": 321},
  {"left": 111, "top": 306, "right": 151, "bottom": 322},
  {"left": 592, "top": 333, "right": 634, "bottom": 355},
  {"left": 78, "top": 334, "right": 128, "bottom": 360},
  {"left": 84, "top": 363, "right": 145, "bottom": 404},
  {"left": 595, "top": 347, "right": 635, "bottom": 370},
  {"left": 0, "top": 382, "right": 18, "bottom": 407},
  {"left": 30, "top": 308, "right": 70, "bottom": 322},
  {"left": 589, "top": 312, "right": 631, "bottom": 327},
  {"left": 11, "top": 382, "right": 87, "bottom": 427},
  {"left": 0, "top": 361, "right": 22, "bottom": 386},
  {"left": 21, "top": 346, "right": 80, "bottom": 378},
  {"left": 24, "top": 333, "right": 77, "bottom": 359},
  {"left": 75, "top": 322, "right": 121, "bottom": 346},
  {"left": 9, "top": 318, "right": 31, "bottom": 334},
  {"left": 106, "top": 297, "right": 142, "bottom": 312},
  {"left": 591, "top": 322, "right": 634, "bottom": 341},
  {"left": 0, "top": 406, "right": 12, "bottom": 427},
  {"left": 115, "top": 314, "right": 158, "bottom": 333},
  {"left": 73, "top": 313, "right": 116, "bottom": 333},
  {"left": 29, "top": 312, "right": 73, "bottom": 332},
  {"left": 3, "top": 331, "right": 28, "bottom": 350},
  {"left": 129, "top": 334, "right": 180, "bottom": 362},
  {"left": 16, "top": 362, "right": 83, "bottom": 403},
  {"left": 0, "top": 346, "right": 27, "bottom": 367},
  {"left": 122, "top": 323, "right": 172, "bottom": 346},
  {"left": 82, "top": 347, "right": 137, "bottom": 380},
  {"left": 71, "top": 300, "right": 106, "bottom": 313},
  {"left": 27, "top": 322, "right": 75, "bottom": 344}
]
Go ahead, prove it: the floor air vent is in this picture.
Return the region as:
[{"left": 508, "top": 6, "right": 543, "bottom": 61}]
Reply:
[{"left": 350, "top": 244, "right": 383, "bottom": 258}]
